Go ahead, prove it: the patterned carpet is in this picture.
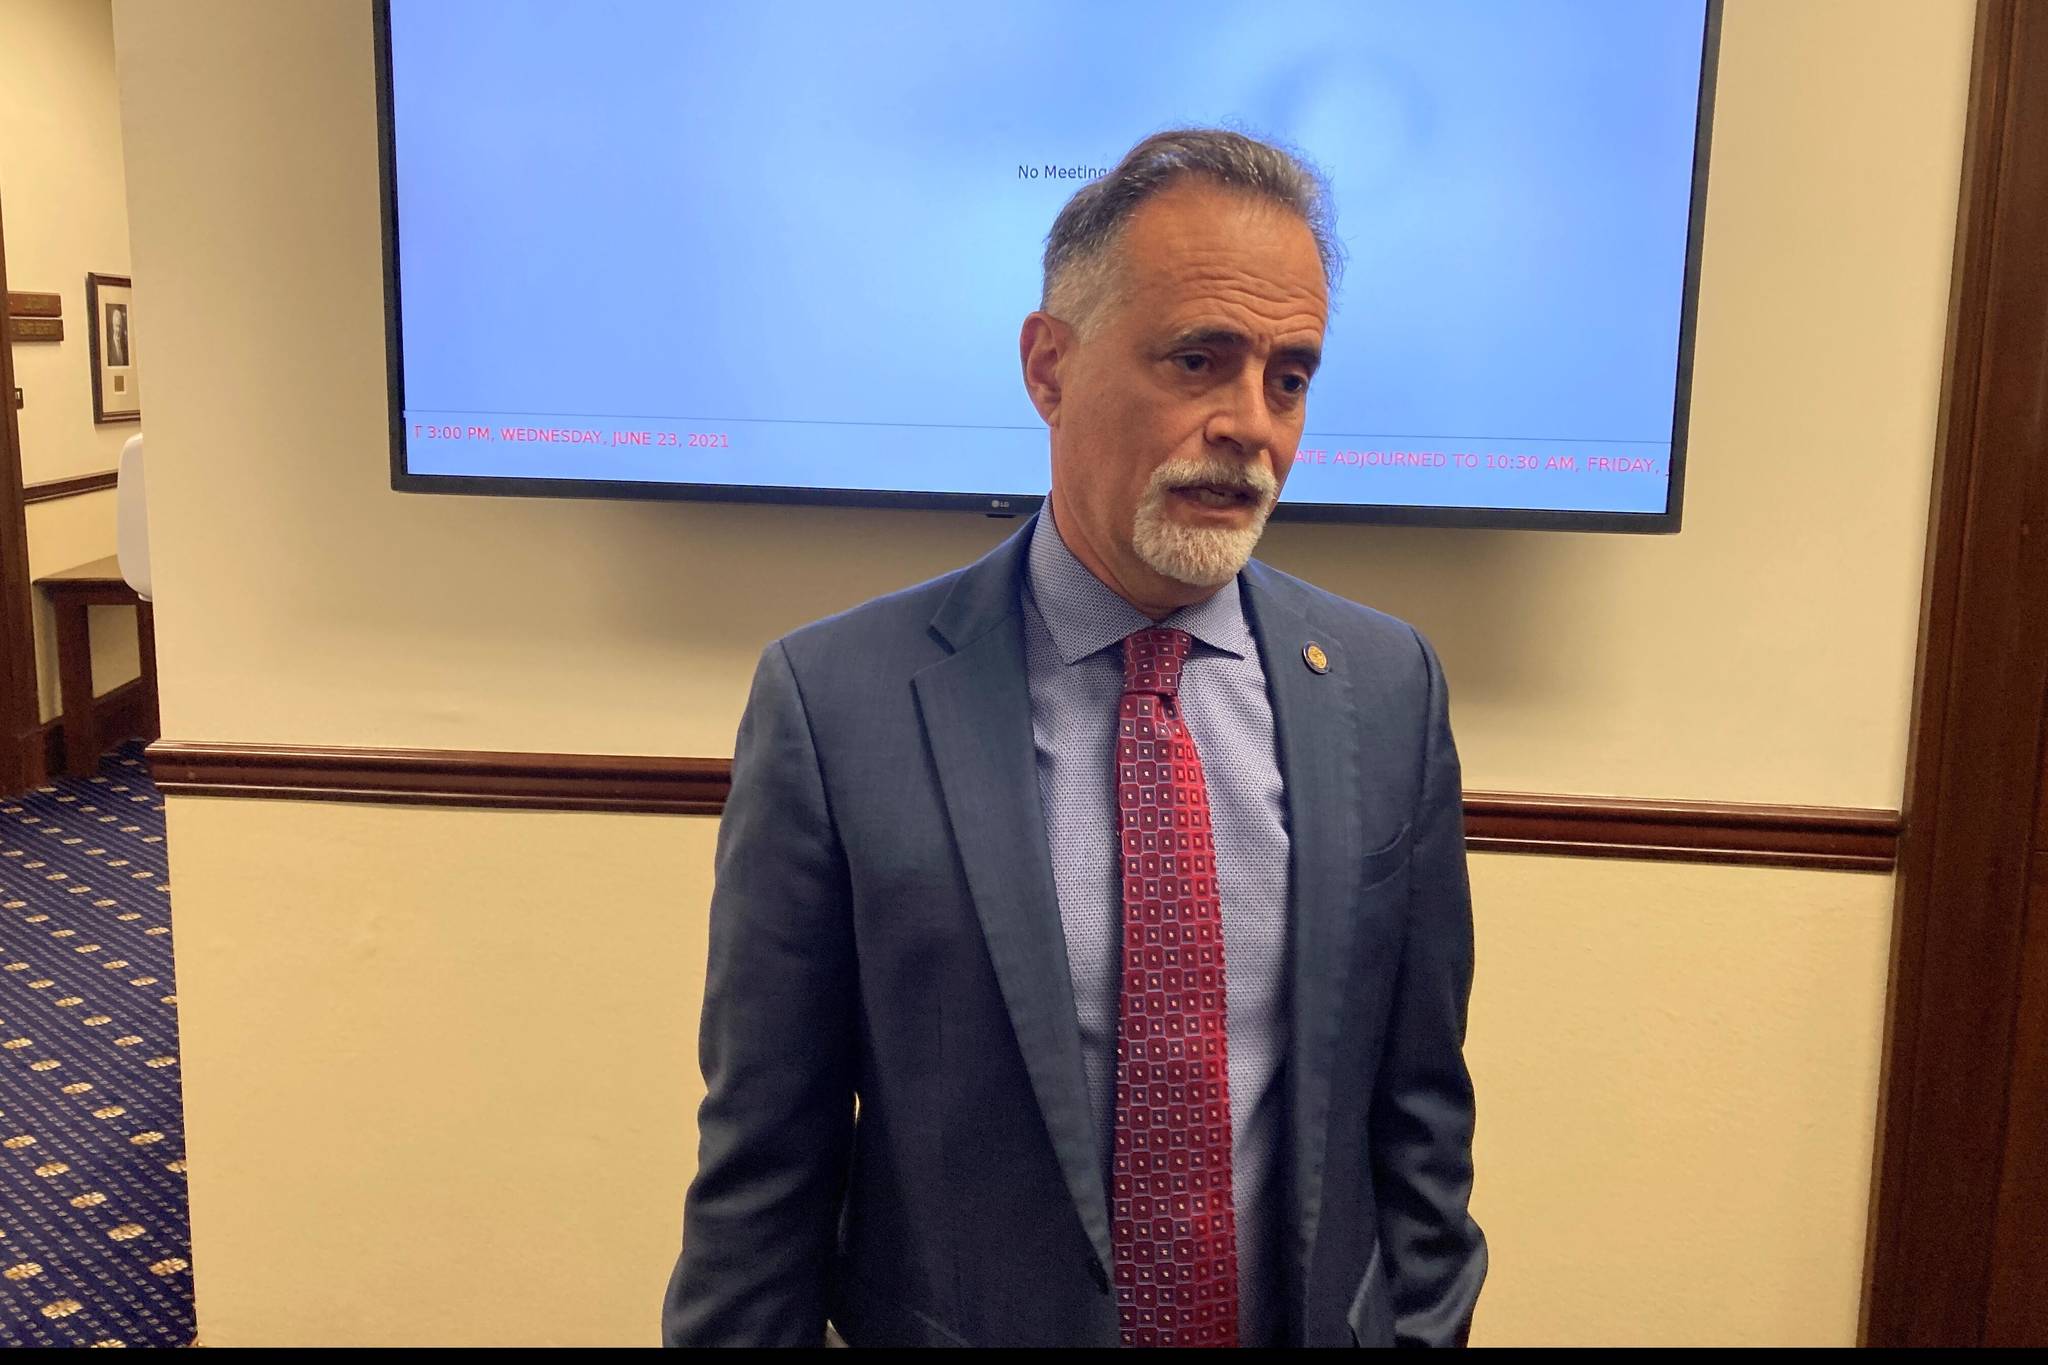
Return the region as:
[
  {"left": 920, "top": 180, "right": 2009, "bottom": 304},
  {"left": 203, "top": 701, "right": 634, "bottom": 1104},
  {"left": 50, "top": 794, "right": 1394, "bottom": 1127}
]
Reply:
[{"left": 0, "top": 739, "right": 193, "bottom": 1347}]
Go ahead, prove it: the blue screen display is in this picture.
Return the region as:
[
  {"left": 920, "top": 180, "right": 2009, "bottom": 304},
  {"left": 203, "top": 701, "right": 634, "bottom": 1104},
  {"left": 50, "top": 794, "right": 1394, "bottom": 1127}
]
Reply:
[{"left": 383, "top": 0, "right": 1712, "bottom": 524}]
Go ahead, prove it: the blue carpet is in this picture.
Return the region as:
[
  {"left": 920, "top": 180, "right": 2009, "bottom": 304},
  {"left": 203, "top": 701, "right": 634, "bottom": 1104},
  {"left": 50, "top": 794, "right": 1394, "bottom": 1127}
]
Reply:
[{"left": 0, "top": 739, "right": 192, "bottom": 1347}]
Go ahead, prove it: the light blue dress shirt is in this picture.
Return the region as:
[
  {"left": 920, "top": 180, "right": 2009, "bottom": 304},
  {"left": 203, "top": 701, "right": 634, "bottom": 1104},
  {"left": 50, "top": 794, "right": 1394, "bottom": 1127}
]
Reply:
[{"left": 1019, "top": 506, "right": 1293, "bottom": 1347}]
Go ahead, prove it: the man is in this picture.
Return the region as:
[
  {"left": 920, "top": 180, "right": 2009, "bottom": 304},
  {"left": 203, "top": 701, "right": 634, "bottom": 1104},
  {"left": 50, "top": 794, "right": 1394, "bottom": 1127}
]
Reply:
[
  {"left": 663, "top": 128, "right": 1485, "bottom": 1348},
  {"left": 107, "top": 304, "right": 129, "bottom": 368}
]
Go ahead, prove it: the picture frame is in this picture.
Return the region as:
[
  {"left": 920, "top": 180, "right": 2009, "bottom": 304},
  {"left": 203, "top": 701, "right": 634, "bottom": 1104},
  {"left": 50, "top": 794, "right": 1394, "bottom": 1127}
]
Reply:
[{"left": 86, "top": 272, "right": 139, "bottom": 423}]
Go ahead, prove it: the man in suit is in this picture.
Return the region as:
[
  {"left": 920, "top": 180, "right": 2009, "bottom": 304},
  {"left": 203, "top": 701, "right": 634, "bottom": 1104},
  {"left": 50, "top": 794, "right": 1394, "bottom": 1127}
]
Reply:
[{"left": 663, "top": 127, "right": 1486, "bottom": 1348}]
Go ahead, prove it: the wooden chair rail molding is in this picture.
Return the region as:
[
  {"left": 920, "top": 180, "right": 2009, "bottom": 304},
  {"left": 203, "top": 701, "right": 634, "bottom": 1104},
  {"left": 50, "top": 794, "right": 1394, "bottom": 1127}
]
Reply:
[
  {"left": 22, "top": 470, "right": 118, "bottom": 504},
  {"left": 143, "top": 740, "right": 733, "bottom": 814},
  {"left": 142, "top": 738, "right": 1900, "bottom": 871}
]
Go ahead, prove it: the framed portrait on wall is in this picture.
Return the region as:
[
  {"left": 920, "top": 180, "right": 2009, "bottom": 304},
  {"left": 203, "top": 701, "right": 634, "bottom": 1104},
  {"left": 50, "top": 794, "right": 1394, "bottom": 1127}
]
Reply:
[{"left": 87, "top": 272, "right": 140, "bottom": 423}]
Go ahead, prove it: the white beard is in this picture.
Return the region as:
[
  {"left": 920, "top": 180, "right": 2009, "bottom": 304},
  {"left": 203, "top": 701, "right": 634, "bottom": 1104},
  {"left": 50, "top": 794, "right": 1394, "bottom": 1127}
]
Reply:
[{"left": 1129, "top": 463, "right": 1279, "bottom": 588}]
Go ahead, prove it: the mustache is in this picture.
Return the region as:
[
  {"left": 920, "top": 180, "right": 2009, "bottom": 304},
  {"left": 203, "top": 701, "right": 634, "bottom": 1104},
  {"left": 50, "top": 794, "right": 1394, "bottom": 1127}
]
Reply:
[{"left": 1145, "top": 458, "right": 1280, "bottom": 502}]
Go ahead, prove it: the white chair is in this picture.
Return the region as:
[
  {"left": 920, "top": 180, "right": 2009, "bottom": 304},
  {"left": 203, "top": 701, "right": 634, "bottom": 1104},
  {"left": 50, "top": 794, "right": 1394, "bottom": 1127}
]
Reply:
[{"left": 116, "top": 432, "right": 150, "bottom": 603}]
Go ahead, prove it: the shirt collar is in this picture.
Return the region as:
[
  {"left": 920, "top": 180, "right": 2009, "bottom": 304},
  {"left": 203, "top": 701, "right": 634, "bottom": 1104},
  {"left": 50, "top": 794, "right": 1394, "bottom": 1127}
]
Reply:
[{"left": 1025, "top": 503, "right": 1253, "bottom": 667}]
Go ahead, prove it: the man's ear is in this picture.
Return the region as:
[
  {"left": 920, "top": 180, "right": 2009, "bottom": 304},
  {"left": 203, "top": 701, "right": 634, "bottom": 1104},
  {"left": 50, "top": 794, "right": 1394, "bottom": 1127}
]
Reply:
[{"left": 1019, "top": 312, "right": 1070, "bottom": 426}]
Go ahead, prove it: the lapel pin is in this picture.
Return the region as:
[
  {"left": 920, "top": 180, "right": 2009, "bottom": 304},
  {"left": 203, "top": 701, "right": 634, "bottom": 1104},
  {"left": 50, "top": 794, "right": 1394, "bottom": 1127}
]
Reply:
[{"left": 1302, "top": 642, "right": 1329, "bottom": 674}]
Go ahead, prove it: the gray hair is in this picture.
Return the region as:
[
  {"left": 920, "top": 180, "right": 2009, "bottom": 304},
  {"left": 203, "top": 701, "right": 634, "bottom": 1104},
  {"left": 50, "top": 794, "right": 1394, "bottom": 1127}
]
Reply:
[{"left": 1041, "top": 126, "right": 1342, "bottom": 336}]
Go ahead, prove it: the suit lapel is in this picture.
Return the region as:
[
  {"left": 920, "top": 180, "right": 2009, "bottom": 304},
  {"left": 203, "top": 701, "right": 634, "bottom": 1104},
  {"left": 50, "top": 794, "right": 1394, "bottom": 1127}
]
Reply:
[
  {"left": 1241, "top": 562, "right": 1365, "bottom": 1317},
  {"left": 912, "top": 514, "right": 1115, "bottom": 1280}
]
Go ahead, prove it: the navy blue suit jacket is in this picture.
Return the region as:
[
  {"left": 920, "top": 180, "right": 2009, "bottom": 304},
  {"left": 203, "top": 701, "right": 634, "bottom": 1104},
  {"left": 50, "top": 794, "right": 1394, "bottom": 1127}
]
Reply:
[{"left": 662, "top": 512, "right": 1486, "bottom": 1347}]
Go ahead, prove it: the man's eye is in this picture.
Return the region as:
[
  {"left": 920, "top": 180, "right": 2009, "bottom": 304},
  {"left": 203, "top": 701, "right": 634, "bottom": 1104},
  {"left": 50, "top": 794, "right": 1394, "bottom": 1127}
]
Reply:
[
  {"left": 1174, "top": 354, "right": 1208, "bottom": 372},
  {"left": 1278, "top": 374, "right": 1308, "bottom": 394}
]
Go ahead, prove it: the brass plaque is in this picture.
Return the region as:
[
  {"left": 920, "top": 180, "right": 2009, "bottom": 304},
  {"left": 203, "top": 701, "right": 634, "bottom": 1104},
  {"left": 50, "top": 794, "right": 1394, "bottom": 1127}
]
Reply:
[{"left": 7, "top": 316, "right": 63, "bottom": 342}]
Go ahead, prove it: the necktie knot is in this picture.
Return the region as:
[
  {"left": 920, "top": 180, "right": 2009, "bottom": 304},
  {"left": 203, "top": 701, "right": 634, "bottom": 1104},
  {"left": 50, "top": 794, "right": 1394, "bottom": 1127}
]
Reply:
[{"left": 1122, "top": 627, "right": 1192, "bottom": 698}]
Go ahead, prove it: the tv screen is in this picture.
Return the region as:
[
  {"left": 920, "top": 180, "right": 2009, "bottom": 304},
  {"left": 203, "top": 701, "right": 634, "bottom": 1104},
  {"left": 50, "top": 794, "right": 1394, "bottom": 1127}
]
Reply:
[{"left": 378, "top": 0, "right": 1718, "bottom": 532}]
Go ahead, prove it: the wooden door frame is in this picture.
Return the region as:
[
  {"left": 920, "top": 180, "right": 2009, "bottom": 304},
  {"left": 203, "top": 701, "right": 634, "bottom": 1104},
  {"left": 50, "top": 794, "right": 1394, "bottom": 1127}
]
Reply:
[
  {"left": 1, "top": 191, "right": 44, "bottom": 794},
  {"left": 1862, "top": 0, "right": 2048, "bottom": 1346}
]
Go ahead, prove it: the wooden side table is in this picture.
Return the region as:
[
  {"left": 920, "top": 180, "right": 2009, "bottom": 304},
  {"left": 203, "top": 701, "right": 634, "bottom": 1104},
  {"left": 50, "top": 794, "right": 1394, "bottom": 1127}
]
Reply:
[{"left": 33, "top": 555, "right": 159, "bottom": 778}]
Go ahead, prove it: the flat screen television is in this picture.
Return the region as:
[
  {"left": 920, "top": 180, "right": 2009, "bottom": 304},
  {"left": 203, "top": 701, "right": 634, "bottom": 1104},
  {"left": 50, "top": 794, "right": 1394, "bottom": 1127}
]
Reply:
[{"left": 377, "top": 0, "right": 1719, "bottom": 533}]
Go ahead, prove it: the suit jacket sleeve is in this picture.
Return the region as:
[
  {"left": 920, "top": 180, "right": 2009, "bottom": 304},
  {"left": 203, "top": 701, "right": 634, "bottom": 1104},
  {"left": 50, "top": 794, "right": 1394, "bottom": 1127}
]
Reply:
[
  {"left": 662, "top": 639, "right": 858, "bottom": 1347},
  {"left": 1369, "top": 627, "right": 1488, "bottom": 1346}
]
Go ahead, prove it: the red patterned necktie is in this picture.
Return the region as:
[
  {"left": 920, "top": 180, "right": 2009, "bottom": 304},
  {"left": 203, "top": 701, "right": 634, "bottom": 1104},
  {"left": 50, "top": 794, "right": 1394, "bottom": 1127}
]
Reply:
[{"left": 1110, "top": 627, "right": 1238, "bottom": 1348}]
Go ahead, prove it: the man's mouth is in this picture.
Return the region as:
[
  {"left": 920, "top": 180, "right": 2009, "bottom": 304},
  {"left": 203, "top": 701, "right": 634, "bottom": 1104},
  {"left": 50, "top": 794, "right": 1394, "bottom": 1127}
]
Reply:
[{"left": 1172, "top": 483, "right": 1257, "bottom": 509}]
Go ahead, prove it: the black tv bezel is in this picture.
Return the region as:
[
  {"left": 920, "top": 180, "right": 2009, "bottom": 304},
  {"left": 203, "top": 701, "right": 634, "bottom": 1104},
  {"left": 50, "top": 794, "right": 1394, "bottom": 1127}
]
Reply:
[{"left": 375, "top": 0, "right": 1720, "bottom": 535}]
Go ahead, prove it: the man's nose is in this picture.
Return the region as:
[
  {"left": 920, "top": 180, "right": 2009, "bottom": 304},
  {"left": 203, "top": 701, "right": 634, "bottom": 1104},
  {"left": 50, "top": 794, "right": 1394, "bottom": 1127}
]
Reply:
[{"left": 1205, "top": 369, "right": 1281, "bottom": 463}]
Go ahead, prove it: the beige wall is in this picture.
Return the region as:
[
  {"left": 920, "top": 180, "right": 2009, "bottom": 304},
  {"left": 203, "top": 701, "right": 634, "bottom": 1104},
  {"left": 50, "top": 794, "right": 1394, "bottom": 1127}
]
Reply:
[
  {"left": 3, "top": 0, "right": 143, "bottom": 723},
  {"left": 111, "top": 0, "right": 1973, "bottom": 1347},
  {"left": 157, "top": 803, "right": 1894, "bottom": 1349}
]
